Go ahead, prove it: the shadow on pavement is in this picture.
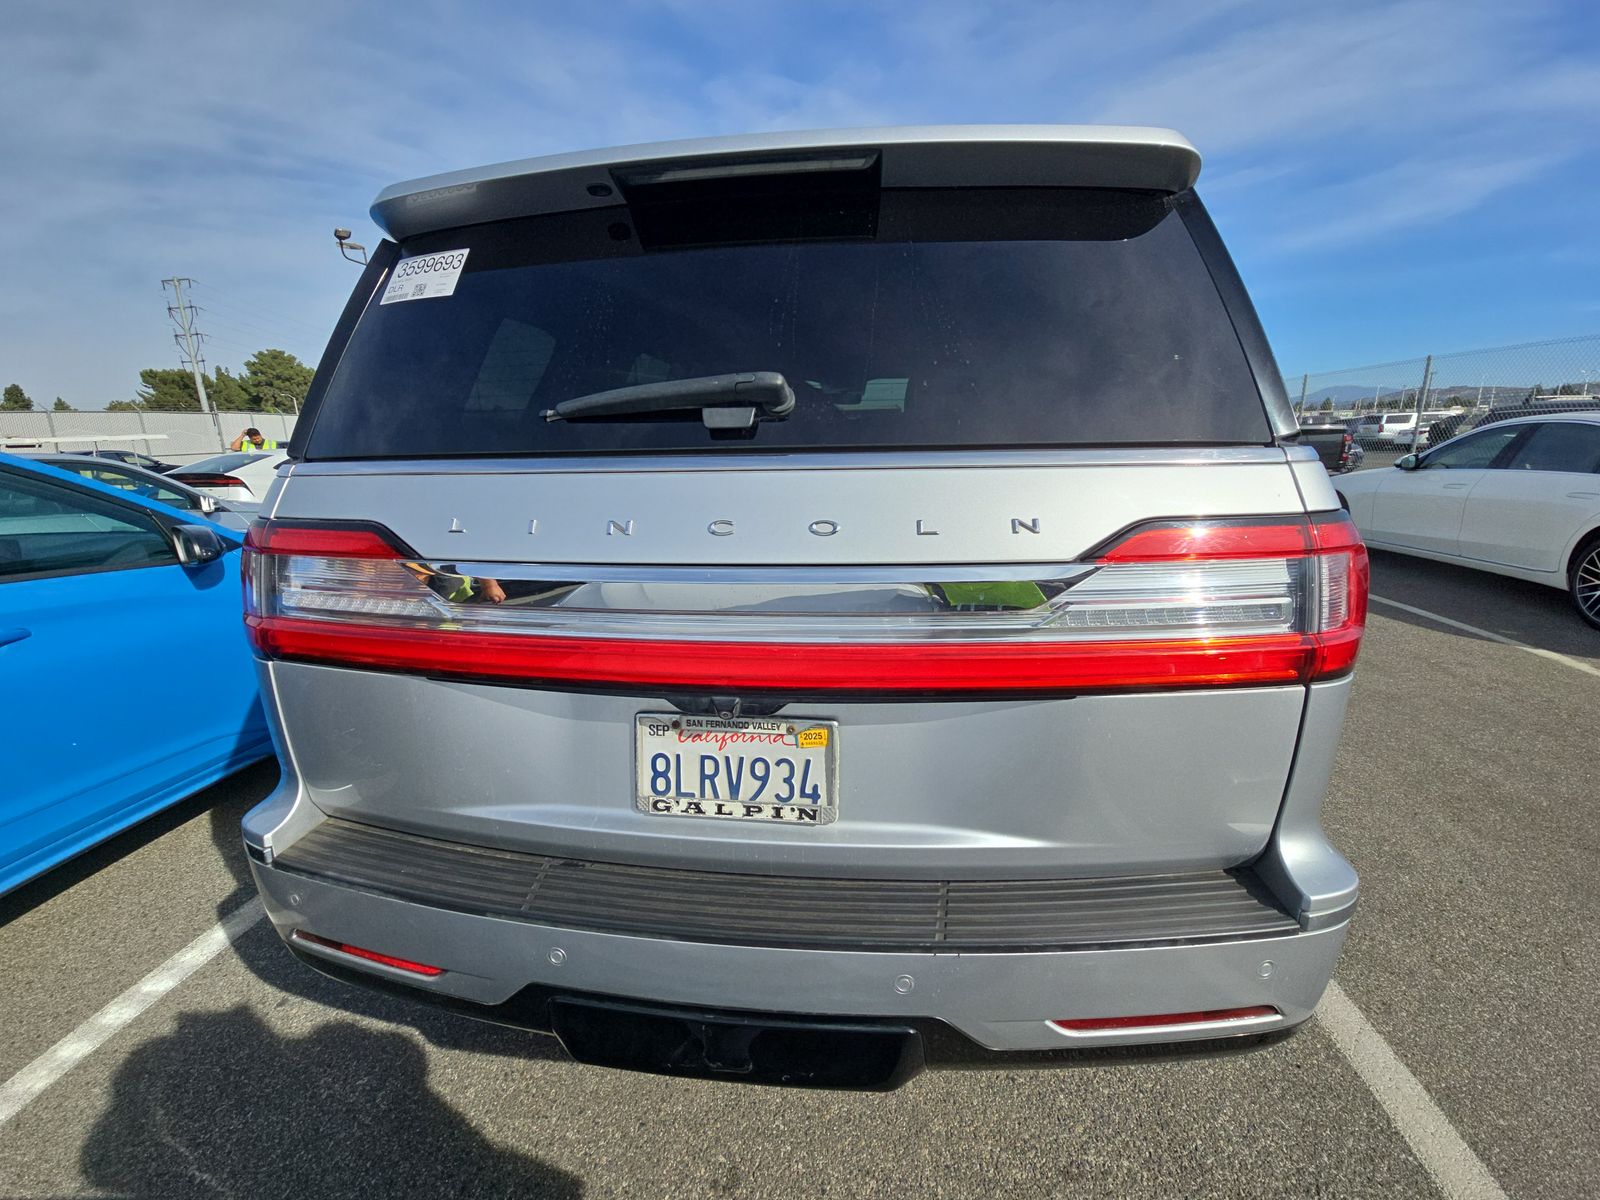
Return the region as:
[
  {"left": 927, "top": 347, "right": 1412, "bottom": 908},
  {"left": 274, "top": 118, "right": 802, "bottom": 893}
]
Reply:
[
  {"left": 1366, "top": 548, "right": 1600, "bottom": 661},
  {"left": 79, "top": 1005, "right": 583, "bottom": 1200}
]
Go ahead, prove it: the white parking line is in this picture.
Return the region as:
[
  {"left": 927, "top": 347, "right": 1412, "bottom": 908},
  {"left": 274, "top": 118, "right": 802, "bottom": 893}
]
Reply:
[
  {"left": 1318, "top": 982, "right": 1508, "bottom": 1200},
  {"left": 0, "top": 898, "right": 265, "bottom": 1131},
  {"left": 0, "top": 887, "right": 1520, "bottom": 1200},
  {"left": 1370, "top": 594, "right": 1600, "bottom": 679}
]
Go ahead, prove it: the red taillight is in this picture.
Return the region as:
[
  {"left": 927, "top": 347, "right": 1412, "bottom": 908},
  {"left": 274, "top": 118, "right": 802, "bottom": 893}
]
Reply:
[
  {"left": 173, "top": 473, "right": 247, "bottom": 489},
  {"left": 1051, "top": 1005, "right": 1279, "bottom": 1033},
  {"left": 290, "top": 931, "right": 443, "bottom": 977},
  {"left": 1095, "top": 519, "right": 1314, "bottom": 562},
  {"left": 249, "top": 620, "right": 1321, "bottom": 692},
  {"left": 243, "top": 514, "right": 1368, "bottom": 694},
  {"left": 245, "top": 522, "right": 405, "bottom": 559},
  {"left": 1306, "top": 513, "right": 1369, "bottom": 677}
]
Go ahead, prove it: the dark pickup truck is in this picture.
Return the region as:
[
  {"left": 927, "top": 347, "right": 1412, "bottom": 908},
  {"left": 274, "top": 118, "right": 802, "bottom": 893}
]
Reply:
[{"left": 1293, "top": 423, "right": 1359, "bottom": 474}]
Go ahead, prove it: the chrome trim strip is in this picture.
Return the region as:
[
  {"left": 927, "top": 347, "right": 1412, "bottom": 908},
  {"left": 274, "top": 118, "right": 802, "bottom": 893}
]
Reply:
[
  {"left": 431, "top": 561, "right": 1100, "bottom": 585},
  {"left": 289, "top": 446, "right": 1290, "bottom": 477}
]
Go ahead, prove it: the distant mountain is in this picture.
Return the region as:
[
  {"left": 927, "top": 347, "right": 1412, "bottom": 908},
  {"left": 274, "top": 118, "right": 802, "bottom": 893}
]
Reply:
[{"left": 1302, "top": 385, "right": 1378, "bottom": 404}]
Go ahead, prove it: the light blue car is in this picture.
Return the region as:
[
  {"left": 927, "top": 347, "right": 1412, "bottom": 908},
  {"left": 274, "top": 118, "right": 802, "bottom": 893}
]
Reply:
[{"left": 0, "top": 452, "right": 271, "bottom": 896}]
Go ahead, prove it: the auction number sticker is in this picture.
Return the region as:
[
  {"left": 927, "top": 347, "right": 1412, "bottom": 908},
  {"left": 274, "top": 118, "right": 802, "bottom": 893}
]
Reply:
[{"left": 380, "top": 248, "right": 470, "bottom": 304}]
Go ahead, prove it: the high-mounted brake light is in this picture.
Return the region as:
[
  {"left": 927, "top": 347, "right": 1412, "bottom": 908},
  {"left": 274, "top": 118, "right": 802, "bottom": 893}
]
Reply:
[{"left": 242, "top": 514, "right": 1367, "bottom": 694}]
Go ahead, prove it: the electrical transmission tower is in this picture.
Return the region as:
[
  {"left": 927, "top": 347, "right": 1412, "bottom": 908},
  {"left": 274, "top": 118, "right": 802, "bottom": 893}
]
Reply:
[{"left": 162, "top": 277, "right": 224, "bottom": 447}]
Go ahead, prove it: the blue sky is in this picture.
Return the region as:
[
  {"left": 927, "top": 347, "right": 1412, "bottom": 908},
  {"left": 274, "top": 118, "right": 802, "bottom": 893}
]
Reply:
[{"left": 2, "top": 0, "right": 1597, "bottom": 408}]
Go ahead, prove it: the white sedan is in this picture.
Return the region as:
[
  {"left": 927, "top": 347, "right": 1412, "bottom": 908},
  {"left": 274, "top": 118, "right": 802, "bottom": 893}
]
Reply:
[
  {"left": 1337, "top": 414, "right": 1600, "bottom": 629},
  {"left": 167, "top": 450, "right": 290, "bottom": 505}
]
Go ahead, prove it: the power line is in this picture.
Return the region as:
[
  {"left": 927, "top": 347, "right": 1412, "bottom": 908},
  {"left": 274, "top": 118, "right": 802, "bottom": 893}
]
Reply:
[
  {"left": 197, "top": 334, "right": 260, "bottom": 357},
  {"left": 189, "top": 282, "right": 328, "bottom": 336},
  {"left": 161, "top": 277, "right": 223, "bottom": 448},
  {"left": 199, "top": 311, "right": 318, "bottom": 351}
]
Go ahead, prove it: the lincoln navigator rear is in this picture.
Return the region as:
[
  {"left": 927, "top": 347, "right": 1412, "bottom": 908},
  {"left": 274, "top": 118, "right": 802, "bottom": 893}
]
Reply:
[{"left": 241, "top": 126, "right": 1366, "bottom": 1089}]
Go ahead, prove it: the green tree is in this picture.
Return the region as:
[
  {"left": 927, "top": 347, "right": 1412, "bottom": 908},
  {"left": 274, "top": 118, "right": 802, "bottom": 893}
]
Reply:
[
  {"left": 1, "top": 383, "right": 34, "bottom": 411},
  {"left": 241, "top": 348, "right": 314, "bottom": 413},
  {"left": 105, "top": 399, "right": 143, "bottom": 412},
  {"left": 52, "top": 396, "right": 74, "bottom": 412},
  {"left": 1320, "top": 398, "right": 1335, "bottom": 412},
  {"left": 209, "top": 366, "right": 251, "bottom": 411},
  {"left": 136, "top": 368, "right": 203, "bottom": 411}
]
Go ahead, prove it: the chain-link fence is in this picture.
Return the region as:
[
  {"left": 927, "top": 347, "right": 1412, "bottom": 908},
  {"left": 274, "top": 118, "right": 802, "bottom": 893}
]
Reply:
[
  {"left": 1283, "top": 333, "right": 1600, "bottom": 473},
  {"left": 0, "top": 411, "right": 298, "bottom": 465}
]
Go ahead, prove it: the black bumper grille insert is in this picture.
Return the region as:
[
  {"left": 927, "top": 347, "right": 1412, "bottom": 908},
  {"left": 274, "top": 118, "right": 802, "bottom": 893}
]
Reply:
[{"left": 272, "top": 818, "right": 1298, "bottom": 952}]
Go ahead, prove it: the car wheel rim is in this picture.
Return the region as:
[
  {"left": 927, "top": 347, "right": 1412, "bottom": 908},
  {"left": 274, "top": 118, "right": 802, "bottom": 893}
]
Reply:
[{"left": 1578, "top": 548, "right": 1600, "bottom": 621}]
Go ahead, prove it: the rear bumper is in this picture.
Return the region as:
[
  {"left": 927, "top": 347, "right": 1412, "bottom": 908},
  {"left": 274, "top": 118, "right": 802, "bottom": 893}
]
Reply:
[
  {"left": 248, "top": 847, "right": 1346, "bottom": 1055},
  {"left": 244, "top": 665, "right": 1357, "bottom": 1074}
]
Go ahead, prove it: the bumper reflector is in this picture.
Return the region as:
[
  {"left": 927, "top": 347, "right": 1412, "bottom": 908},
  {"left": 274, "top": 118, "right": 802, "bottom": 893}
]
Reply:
[
  {"left": 1050, "top": 1005, "right": 1279, "bottom": 1034},
  {"left": 290, "top": 930, "right": 444, "bottom": 977}
]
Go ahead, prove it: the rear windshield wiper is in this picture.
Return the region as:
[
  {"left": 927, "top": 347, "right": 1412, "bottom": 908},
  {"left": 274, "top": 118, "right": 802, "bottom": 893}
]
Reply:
[{"left": 541, "top": 372, "right": 795, "bottom": 431}]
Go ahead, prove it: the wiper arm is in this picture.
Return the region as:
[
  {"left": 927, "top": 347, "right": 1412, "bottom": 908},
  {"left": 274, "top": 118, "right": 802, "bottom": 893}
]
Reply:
[{"left": 541, "top": 372, "right": 795, "bottom": 430}]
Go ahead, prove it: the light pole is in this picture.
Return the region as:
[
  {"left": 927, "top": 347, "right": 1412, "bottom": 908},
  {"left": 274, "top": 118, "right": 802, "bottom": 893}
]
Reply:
[{"left": 264, "top": 389, "right": 301, "bottom": 416}]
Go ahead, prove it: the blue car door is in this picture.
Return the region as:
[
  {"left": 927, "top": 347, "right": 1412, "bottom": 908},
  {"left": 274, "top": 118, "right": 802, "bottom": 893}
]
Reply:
[{"left": 0, "top": 458, "right": 271, "bottom": 894}]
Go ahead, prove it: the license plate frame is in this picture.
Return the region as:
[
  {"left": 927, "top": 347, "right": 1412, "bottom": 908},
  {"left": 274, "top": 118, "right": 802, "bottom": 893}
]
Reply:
[{"left": 634, "top": 714, "right": 839, "bottom": 826}]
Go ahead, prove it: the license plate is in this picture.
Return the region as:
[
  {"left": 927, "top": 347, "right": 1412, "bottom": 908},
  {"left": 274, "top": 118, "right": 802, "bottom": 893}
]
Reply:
[{"left": 635, "top": 714, "right": 838, "bottom": 825}]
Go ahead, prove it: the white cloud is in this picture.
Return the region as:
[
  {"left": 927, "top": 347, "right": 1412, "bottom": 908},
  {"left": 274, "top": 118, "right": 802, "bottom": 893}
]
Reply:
[
  {"left": 0, "top": 0, "right": 1594, "bottom": 405},
  {"left": 1272, "top": 151, "right": 1564, "bottom": 252}
]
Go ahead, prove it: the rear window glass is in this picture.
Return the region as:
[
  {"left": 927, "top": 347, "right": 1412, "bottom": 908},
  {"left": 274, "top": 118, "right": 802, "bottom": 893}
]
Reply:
[
  {"left": 305, "top": 188, "right": 1269, "bottom": 459},
  {"left": 176, "top": 453, "right": 267, "bottom": 474}
]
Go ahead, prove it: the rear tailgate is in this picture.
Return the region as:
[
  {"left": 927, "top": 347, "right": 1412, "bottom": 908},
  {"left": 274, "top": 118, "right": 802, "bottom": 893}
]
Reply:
[
  {"left": 250, "top": 161, "right": 1353, "bottom": 881},
  {"left": 253, "top": 451, "right": 1342, "bottom": 878}
]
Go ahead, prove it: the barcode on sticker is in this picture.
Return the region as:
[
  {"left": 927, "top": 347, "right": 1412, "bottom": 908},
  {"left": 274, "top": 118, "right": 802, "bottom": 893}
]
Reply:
[{"left": 380, "top": 249, "right": 469, "bottom": 304}]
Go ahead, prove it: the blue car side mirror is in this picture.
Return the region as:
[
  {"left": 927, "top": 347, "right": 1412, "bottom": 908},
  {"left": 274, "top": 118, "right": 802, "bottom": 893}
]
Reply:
[{"left": 172, "top": 523, "right": 227, "bottom": 566}]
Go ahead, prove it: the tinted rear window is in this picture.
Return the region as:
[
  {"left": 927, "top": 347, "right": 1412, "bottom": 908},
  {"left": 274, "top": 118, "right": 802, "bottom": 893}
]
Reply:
[
  {"left": 305, "top": 188, "right": 1269, "bottom": 459},
  {"left": 175, "top": 453, "right": 268, "bottom": 474}
]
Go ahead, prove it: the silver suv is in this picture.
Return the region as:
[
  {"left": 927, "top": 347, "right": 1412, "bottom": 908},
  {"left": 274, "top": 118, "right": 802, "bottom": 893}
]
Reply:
[{"left": 242, "top": 126, "right": 1367, "bottom": 1089}]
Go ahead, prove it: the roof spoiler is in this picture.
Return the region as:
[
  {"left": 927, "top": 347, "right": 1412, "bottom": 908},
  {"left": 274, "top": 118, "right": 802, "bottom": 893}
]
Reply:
[{"left": 371, "top": 125, "right": 1201, "bottom": 241}]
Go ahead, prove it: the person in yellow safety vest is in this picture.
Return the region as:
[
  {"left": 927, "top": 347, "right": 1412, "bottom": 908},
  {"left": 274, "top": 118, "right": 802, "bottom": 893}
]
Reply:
[
  {"left": 229, "top": 427, "right": 279, "bottom": 451},
  {"left": 446, "top": 574, "right": 507, "bottom": 604}
]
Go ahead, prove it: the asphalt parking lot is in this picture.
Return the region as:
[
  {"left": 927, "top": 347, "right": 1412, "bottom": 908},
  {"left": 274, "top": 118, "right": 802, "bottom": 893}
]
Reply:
[{"left": 2, "top": 549, "right": 1596, "bottom": 1199}]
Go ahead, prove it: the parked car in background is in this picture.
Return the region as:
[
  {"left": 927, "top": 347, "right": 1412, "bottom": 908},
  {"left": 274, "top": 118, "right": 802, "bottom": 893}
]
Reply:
[
  {"left": 30, "top": 454, "right": 258, "bottom": 532},
  {"left": 1477, "top": 399, "right": 1600, "bottom": 430},
  {"left": 241, "top": 126, "right": 1368, "bottom": 1088},
  {"left": 1374, "top": 413, "right": 1418, "bottom": 444},
  {"left": 1349, "top": 414, "right": 1384, "bottom": 443},
  {"left": 0, "top": 454, "right": 271, "bottom": 896},
  {"left": 1295, "top": 422, "right": 1361, "bottom": 474},
  {"left": 167, "top": 450, "right": 289, "bottom": 504},
  {"left": 81, "top": 447, "right": 179, "bottom": 474},
  {"left": 1427, "top": 411, "right": 1472, "bottom": 447},
  {"left": 1336, "top": 414, "right": 1600, "bottom": 628}
]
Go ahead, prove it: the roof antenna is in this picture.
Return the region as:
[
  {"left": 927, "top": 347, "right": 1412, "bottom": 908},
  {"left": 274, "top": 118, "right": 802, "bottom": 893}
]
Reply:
[{"left": 333, "top": 228, "right": 368, "bottom": 266}]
